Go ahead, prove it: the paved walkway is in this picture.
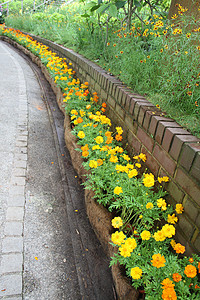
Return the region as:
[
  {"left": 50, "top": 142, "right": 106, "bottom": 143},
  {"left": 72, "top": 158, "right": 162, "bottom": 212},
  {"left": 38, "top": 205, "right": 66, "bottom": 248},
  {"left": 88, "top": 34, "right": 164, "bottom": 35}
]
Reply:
[{"left": 0, "top": 40, "right": 115, "bottom": 299}]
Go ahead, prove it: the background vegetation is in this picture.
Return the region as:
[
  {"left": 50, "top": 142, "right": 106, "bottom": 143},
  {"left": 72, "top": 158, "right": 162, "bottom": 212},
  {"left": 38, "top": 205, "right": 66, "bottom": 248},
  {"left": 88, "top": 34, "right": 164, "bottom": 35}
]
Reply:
[{"left": 2, "top": 0, "right": 200, "bottom": 136}]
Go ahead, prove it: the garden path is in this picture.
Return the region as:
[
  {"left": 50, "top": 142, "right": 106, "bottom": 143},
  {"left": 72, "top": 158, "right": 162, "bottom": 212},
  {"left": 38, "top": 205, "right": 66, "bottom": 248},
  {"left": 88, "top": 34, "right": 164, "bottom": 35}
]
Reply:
[{"left": 0, "top": 40, "right": 115, "bottom": 300}]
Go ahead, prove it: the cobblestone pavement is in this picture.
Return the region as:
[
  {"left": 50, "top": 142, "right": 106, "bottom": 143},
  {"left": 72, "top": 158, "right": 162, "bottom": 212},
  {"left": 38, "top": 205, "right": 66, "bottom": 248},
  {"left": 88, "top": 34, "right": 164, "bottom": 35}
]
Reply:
[{"left": 0, "top": 41, "right": 115, "bottom": 299}]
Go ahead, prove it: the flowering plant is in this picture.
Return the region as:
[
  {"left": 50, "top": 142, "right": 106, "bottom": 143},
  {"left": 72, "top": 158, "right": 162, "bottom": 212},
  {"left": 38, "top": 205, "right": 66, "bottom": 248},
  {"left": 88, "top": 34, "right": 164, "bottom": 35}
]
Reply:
[{"left": 2, "top": 26, "right": 199, "bottom": 299}]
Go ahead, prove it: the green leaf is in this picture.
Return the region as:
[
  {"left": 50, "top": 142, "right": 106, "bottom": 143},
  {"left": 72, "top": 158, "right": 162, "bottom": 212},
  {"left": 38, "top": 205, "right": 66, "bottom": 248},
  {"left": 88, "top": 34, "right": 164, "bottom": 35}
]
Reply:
[
  {"left": 90, "top": 4, "right": 101, "bottom": 12},
  {"left": 109, "top": 4, "right": 118, "bottom": 17},
  {"left": 134, "top": 0, "right": 141, "bottom": 8},
  {"left": 115, "top": 1, "right": 126, "bottom": 9},
  {"left": 81, "top": 13, "right": 90, "bottom": 18},
  {"left": 96, "top": 3, "right": 110, "bottom": 14}
]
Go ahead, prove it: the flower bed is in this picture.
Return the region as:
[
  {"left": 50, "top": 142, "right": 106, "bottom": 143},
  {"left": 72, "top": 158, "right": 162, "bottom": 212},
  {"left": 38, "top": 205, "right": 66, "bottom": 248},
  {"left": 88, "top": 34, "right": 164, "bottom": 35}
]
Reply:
[{"left": 1, "top": 25, "right": 200, "bottom": 300}]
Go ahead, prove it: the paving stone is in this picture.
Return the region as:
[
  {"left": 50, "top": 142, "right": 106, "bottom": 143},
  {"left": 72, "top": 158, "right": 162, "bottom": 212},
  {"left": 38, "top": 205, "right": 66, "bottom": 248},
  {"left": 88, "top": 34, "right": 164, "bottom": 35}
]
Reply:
[
  {"left": 1, "top": 296, "right": 22, "bottom": 300},
  {"left": 14, "top": 154, "right": 27, "bottom": 161},
  {"left": 9, "top": 185, "right": 25, "bottom": 196},
  {"left": 4, "top": 222, "right": 23, "bottom": 236},
  {"left": 14, "top": 147, "right": 27, "bottom": 154},
  {"left": 15, "top": 141, "right": 27, "bottom": 147},
  {"left": 6, "top": 207, "right": 24, "bottom": 221},
  {"left": 0, "top": 274, "right": 22, "bottom": 296},
  {"left": 7, "top": 195, "right": 25, "bottom": 207},
  {"left": 0, "top": 253, "right": 23, "bottom": 274},
  {"left": 12, "top": 168, "right": 26, "bottom": 177},
  {"left": 13, "top": 160, "right": 27, "bottom": 169},
  {"left": 16, "top": 136, "right": 28, "bottom": 142},
  {"left": 11, "top": 176, "right": 26, "bottom": 186},
  {"left": 2, "top": 236, "right": 23, "bottom": 253},
  {"left": 17, "top": 130, "right": 28, "bottom": 136}
]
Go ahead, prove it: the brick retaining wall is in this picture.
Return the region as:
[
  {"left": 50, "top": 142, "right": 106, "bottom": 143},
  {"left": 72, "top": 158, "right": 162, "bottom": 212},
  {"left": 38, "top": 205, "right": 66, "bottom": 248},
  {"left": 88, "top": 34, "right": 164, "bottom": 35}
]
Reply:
[{"left": 27, "top": 34, "right": 200, "bottom": 255}]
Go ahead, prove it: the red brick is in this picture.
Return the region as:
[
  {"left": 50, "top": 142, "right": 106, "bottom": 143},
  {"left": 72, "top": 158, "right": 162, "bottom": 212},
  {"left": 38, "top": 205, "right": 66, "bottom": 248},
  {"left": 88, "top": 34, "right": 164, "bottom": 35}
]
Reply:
[
  {"left": 127, "top": 131, "right": 141, "bottom": 153},
  {"left": 115, "top": 104, "right": 125, "bottom": 120},
  {"left": 125, "top": 95, "right": 131, "bottom": 111},
  {"left": 148, "top": 116, "right": 173, "bottom": 137},
  {"left": 175, "top": 168, "right": 200, "bottom": 206},
  {"left": 137, "top": 127, "right": 155, "bottom": 152},
  {"left": 155, "top": 122, "right": 178, "bottom": 145},
  {"left": 161, "top": 124, "right": 182, "bottom": 152},
  {"left": 153, "top": 144, "right": 176, "bottom": 176},
  {"left": 190, "top": 152, "right": 200, "bottom": 183},
  {"left": 180, "top": 143, "right": 200, "bottom": 171},
  {"left": 107, "top": 97, "right": 116, "bottom": 109},
  {"left": 177, "top": 214, "right": 195, "bottom": 240},
  {"left": 175, "top": 227, "right": 195, "bottom": 256},
  {"left": 133, "top": 101, "right": 154, "bottom": 121},
  {"left": 193, "top": 233, "right": 200, "bottom": 255},
  {"left": 165, "top": 180, "right": 185, "bottom": 203},
  {"left": 143, "top": 110, "right": 154, "bottom": 131},
  {"left": 124, "top": 115, "right": 137, "bottom": 134},
  {"left": 141, "top": 147, "right": 160, "bottom": 176},
  {"left": 170, "top": 135, "right": 199, "bottom": 161},
  {"left": 129, "top": 98, "right": 137, "bottom": 115},
  {"left": 184, "top": 196, "right": 199, "bottom": 223}
]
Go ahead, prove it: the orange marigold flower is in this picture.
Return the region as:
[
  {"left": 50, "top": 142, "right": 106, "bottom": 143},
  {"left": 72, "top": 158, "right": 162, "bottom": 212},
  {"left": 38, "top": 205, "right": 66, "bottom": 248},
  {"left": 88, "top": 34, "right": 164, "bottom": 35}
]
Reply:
[
  {"left": 189, "top": 258, "right": 194, "bottom": 263},
  {"left": 172, "top": 273, "right": 182, "bottom": 282},
  {"left": 174, "top": 243, "right": 185, "bottom": 254},
  {"left": 161, "top": 278, "right": 175, "bottom": 289},
  {"left": 184, "top": 265, "right": 197, "bottom": 278},
  {"left": 198, "top": 262, "right": 200, "bottom": 273},
  {"left": 82, "top": 151, "right": 89, "bottom": 157},
  {"left": 195, "top": 284, "right": 200, "bottom": 289},
  {"left": 102, "top": 102, "right": 107, "bottom": 108},
  {"left": 101, "top": 108, "right": 106, "bottom": 112},
  {"left": 77, "top": 117, "right": 83, "bottom": 124},
  {"left": 151, "top": 253, "right": 166, "bottom": 268},
  {"left": 162, "top": 287, "right": 177, "bottom": 300},
  {"left": 115, "top": 134, "right": 122, "bottom": 141}
]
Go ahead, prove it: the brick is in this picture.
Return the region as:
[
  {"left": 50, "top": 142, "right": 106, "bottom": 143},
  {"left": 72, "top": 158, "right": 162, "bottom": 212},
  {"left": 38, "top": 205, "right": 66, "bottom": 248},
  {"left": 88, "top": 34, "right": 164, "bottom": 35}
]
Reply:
[
  {"left": 6, "top": 207, "right": 24, "bottom": 221},
  {"left": 7, "top": 195, "right": 25, "bottom": 207},
  {"left": 129, "top": 98, "right": 137, "bottom": 115},
  {"left": 141, "top": 147, "right": 160, "bottom": 176},
  {"left": 137, "top": 127, "right": 154, "bottom": 152},
  {"left": 115, "top": 104, "right": 125, "bottom": 120},
  {"left": 179, "top": 143, "right": 200, "bottom": 172},
  {"left": 175, "top": 168, "right": 200, "bottom": 206},
  {"left": 190, "top": 152, "right": 200, "bottom": 183},
  {"left": 2, "top": 236, "right": 23, "bottom": 253},
  {"left": 17, "top": 135, "right": 27, "bottom": 142},
  {"left": 107, "top": 97, "right": 116, "bottom": 109},
  {"left": 196, "top": 214, "right": 200, "bottom": 230},
  {"left": 149, "top": 116, "right": 173, "bottom": 138},
  {"left": 127, "top": 131, "right": 141, "bottom": 154},
  {"left": 143, "top": 110, "right": 154, "bottom": 131},
  {"left": 4, "top": 222, "right": 23, "bottom": 236},
  {"left": 161, "top": 124, "right": 182, "bottom": 151},
  {"left": 1, "top": 253, "right": 23, "bottom": 274},
  {"left": 100, "top": 89, "right": 108, "bottom": 101},
  {"left": 177, "top": 214, "right": 194, "bottom": 240},
  {"left": 14, "top": 147, "right": 27, "bottom": 154},
  {"left": 153, "top": 144, "right": 176, "bottom": 176},
  {"left": 175, "top": 228, "right": 194, "bottom": 256},
  {"left": 193, "top": 233, "right": 200, "bottom": 254},
  {"left": 183, "top": 196, "right": 199, "bottom": 224},
  {"left": 165, "top": 180, "right": 185, "bottom": 203},
  {"left": 125, "top": 95, "right": 131, "bottom": 111},
  {"left": 117, "top": 88, "right": 124, "bottom": 105},
  {"left": 94, "top": 82, "right": 101, "bottom": 94},
  {"left": 0, "top": 274, "right": 22, "bottom": 297},
  {"left": 169, "top": 135, "right": 199, "bottom": 161},
  {"left": 13, "top": 160, "right": 27, "bottom": 169},
  {"left": 124, "top": 115, "right": 137, "bottom": 134}
]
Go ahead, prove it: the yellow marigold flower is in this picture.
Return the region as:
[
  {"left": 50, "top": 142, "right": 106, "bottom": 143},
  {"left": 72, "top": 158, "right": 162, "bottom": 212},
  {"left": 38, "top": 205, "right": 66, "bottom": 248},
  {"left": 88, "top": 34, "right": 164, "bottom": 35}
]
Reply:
[
  {"left": 139, "top": 153, "right": 146, "bottom": 162},
  {"left": 77, "top": 131, "right": 85, "bottom": 139},
  {"left": 170, "top": 239, "right": 176, "bottom": 249},
  {"left": 71, "top": 115, "right": 76, "bottom": 120},
  {"left": 157, "top": 198, "right": 167, "bottom": 210},
  {"left": 124, "top": 237, "right": 137, "bottom": 251},
  {"left": 161, "top": 278, "right": 175, "bottom": 289},
  {"left": 146, "top": 202, "right": 153, "bottom": 209},
  {"left": 172, "top": 273, "right": 182, "bottom": 282},
  {"left": 119, "top": 244, "right": 132, "bottom": 257},
  {"left": 92, "top": 145, "right": 101, "bottom": 150},
  {"left": 151, "top": 253, "right": 166, "bottom": 268},
  {"left": 162, "top": 287, "right": 177, "bottom": 300},
  {"left": 143, "top": 173, "right": 155, "bottom": 187},
  {"left": 174, "top": 243, "right": 185, "bottom": 254},
  {"left": 95, "top": 136, "right": 104, "bottom": 144},
  {"left": 71, "top": 109, "right": 78, "bottom": 115},
  {"left": 97, "top": 159, "right": 103, "bottom": 166},
  {"left": 140, "top": 230, "right": 151, "bottom": 241},
  {"left": 184, "top": 265, "right": 197, "bottom": 278},
  {"left": 135, "top": 163, "right": 141, "bottom": 168},
  {"left": 162, "top": 224, "right": 175, "bottom": 238},
  {"left": 86, "top": 104, "right": 91, "bottom": 109},
  {"left": 89, "top": 160, "right": 98, "bottom": 169},
  {"left": 110, "top": 155, "right": 118, "bottom": 163},
  {"left": 122, "top": 154, "right": 130, "bottom": 161},
  {"left": 130, "top": 267, "right": 142, "bottom": 280},
  {"left": 111, "top": 231, "right": 126, "bottom": 245},
  {"left": 175, "top": 204, "right": 184, "bottom": 214},
  {"left": 112, "top": 217, "right": 123, "bottom": 228},
  {"left": 116, "top": 126, "right": 123, "bottom": 135},
  {"left": 114, "top": 186, "right": 123, "bottom": 195},
  {"left": 167, "top": 214, "right": 178, "bottom": 224},
  {"left": 154, "top": 230, "right": 166, "bottom": 242},
  {"left": 128, "top": 169, "right": 138, "bottom": 178},
  {"left": 158, "top": 176, "right": 169, "bottom": 183}
]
